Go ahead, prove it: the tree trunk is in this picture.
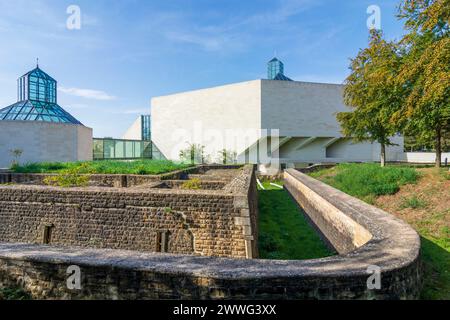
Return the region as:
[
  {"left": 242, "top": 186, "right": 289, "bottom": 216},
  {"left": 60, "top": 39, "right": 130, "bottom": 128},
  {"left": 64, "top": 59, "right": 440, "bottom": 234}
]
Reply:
[
  {"left": 380, "top": 143, "right": 386, "bottom": 167},
  {"left": 435, "top": 125, "right": 442, "bottom": 168}
]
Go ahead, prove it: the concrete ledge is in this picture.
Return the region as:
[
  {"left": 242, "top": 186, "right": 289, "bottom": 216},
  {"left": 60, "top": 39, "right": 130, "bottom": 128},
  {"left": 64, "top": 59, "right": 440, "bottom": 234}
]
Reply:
[{"left": 0, "top": 168, "right": 421, "bottom": 299}]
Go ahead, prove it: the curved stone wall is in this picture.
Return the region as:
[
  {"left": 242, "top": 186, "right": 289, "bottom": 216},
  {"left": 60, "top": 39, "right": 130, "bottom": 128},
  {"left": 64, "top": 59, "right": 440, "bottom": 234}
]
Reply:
[{"left": 0, "top": 168, "right": 421, "bottom": 299}]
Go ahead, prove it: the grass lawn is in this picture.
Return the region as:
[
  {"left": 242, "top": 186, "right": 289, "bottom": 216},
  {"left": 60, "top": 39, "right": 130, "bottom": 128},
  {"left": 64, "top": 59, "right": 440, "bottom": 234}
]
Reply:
[
  {"left": 310, "top": 163, "right": 449, "bottom": 300},
  {"left": 258, "top": 180, "right": 334, "bottom": 260},
  {"left": 308, "top": 163, "right": 419, "bottom": 204},
  {"left": 11, "top": 160, "right": 193, "bottom": 175}
]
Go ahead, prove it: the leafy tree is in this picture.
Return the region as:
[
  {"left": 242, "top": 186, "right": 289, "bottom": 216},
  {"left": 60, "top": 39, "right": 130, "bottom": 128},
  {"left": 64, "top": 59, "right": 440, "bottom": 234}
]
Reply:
[
  {"left": 338, "top": 30, "right": 403, "bottom": 167},
  {"left": 9, "top": 149, "right": 23, "bottom": 167},
  {"left": 218, "top": 149, "right": 237, "bottom": 164},
  {"left": 394, "top": 0, "right": 450, "bottom": 167},
  {"left": 179, "top": 143, "right": 205, "bottom": 164}
]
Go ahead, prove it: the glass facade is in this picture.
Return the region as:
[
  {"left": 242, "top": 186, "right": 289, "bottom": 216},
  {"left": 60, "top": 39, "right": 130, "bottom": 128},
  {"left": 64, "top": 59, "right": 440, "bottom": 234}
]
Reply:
[
  {"left": 93, "top": 138, "right": 165, "bottom": 160},
  {"left": 267, "top": 57, "right": 293, "bottom": 81},
  {"left": 0, "top": 66, "right": 82, "bottom": 124},
  {"left": 268, "top": 58, "right": 284, "bottom": 80},
  {"left": 141, "top": 115, "right": 151, "bottom": 141}
]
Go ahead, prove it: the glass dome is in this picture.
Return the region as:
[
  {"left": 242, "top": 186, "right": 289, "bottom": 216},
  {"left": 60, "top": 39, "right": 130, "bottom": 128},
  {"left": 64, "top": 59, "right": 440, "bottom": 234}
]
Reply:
[{"left": 0, "top": 66, "right": 82, "bottom": 125}]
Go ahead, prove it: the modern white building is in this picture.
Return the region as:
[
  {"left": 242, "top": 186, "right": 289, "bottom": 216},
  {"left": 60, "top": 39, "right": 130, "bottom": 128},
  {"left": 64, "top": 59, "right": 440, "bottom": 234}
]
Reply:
[
  {"left": 151, "top": 58, "right": 404, "bottom": 171},
  {"left": 122, "top": 115, "right": 151, "bottom": 141},
  {"left": 0, "top": 66, "right": 92, "bottom": 168}
]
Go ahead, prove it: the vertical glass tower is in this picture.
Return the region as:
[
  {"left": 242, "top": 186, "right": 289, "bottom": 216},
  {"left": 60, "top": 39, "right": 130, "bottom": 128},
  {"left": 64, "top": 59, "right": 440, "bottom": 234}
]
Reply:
[
  {"left": 267, "top": 58, "right": 284, "bottom": 80},
  {"left": 141, "top": 115, "right": 151, "bottom": 141},
  {"left": 267, "top": 57, "right": 293, "bottom": 81},
  {"left": 0, "top": 65, "right": 82, "bottom": 124}
]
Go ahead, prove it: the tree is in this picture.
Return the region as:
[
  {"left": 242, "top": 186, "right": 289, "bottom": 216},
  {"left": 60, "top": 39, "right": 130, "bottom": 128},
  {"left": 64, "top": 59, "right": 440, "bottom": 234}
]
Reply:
[
  {"left": 179, "top": 143, "right": 205, "bottom": 165},
  {"left": 9, "top": 149, "right": 23, "bottom": 167},
  {"left": 394, "top": 0, "right": 450, "bottom": 167},
  {"left": 338, "top": 30, "right": 403, "bottom": 167},
  {"left": 218, "top": 149, "right": 237, "bottom": 164}
]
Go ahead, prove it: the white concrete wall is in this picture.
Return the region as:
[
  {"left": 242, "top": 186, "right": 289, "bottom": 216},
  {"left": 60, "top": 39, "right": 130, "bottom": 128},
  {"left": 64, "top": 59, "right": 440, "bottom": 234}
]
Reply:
[
  {"left": 276, "top": 136, "right": 404, "bottom": 164},
  {"left": 150, "top": 79, "right": 405, "bottom": 165},
  {"left": 0, "top": 121, "right": 93, "bottom": 168},
  {"left": 405, "top": 152, "right": 450, "bottom": 164},
  {"left": 261, "top": 80, "right": 347, "bottom": 137},
  {"left": 151, "top": 80, "right": 262, "bottom": 161},
  {"left": 122, "top": 117, "right": 142, "bottom": 140},
  {"left": 76, "top": 125, "right": 93, "bottom": 161}
]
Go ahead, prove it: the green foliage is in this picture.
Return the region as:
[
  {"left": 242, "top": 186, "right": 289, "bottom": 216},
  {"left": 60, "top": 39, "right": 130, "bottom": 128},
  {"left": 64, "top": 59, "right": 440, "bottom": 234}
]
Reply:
[
  {"left": 338, "top": 30, "right": 403, "bottom": 166},
  {"left": 400, "top": 196, "right": 428, "bottom": 209},
  {"left": 218, "top": 149, "right": 237, "bottom": 164},
  {"left": 420, "top": 234, "right": 450, "bottom": 300},
  {"left": 394, "top": 0, "right": 450, "bottom": 167},
  {"left": 11, "top": 160, "right": 192, "bottom": 175},
  {"left": 9, "top": 148, "right": 23, "bottom": 167},
  {"left": 181, "top": 178, "right": 201, "bottom": 190},
  {"left": 311, "top": 164, "right": 449, "bottom": 300},
  {"left": 258, "top": 180, "right": 334, "bottom": 260},
  {"left": 179, "top": 143, "right": 205, "bottom": 165},
  {"left": 0, "top": 287, "right": 31, "bottom": 300},
  {"left": 340, "top": 1, "right": 449, "bottom": 167},
  {"left": 310, "top": 163, "right": 418, "bottom": 202},
  {"left": 43, "top": 164, "right": 91, "bottom": 188}
]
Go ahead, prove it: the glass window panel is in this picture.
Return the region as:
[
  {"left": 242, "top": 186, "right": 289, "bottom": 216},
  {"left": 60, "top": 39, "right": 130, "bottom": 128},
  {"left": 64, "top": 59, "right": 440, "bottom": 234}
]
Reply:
[
  {"left": 125, "top": 141, "right": 134, "bottom": 158},
  {"left": 115, "top": 141, "right": 125, "bottom": 158},
  {"left": 104, "top": 140, "right": 115, "bottom": 159}
]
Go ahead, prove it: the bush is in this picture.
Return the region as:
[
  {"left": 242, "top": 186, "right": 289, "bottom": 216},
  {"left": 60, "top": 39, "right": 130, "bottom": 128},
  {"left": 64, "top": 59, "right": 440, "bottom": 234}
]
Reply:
[
  {"left": 400, "top": 196, "right": 427, "bottom": 209},
  {"left": 181, "top": 178, "right": 201, "bottom": 190},
  {"left": 43, "top": 164, "right": 91, "bottom": 188},
  {"left": 44, "top": 172, "right": 90, "bottom": 188}
]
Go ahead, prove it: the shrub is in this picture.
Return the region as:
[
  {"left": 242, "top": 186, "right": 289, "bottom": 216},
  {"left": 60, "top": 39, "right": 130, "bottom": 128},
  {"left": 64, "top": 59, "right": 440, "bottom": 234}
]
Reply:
[
  {"left": 371, "top": 183, "right": 399, "bottom": 195},
  {"left": 43, "top": 165, "right": 90, "bottom": 188},
  {"left": 9, "top": 149, "right": 23, "bottom": 167},
  {"left": 400, "top": 196, "right": 427, "bottom": 209},
  {"left": 179, "top": 143, "right": 206, "bottom": 164},
  {"left": 181, "top": 178, "right": 201, "bottom": 190}
]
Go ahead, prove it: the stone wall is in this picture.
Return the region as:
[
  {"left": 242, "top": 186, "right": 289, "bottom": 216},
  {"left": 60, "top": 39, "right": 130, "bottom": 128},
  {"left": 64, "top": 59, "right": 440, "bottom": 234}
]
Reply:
[
  {"left": 0, "top": 165, "right": 258, "bottom": 259},
  {"left": 0, "top": 166, "right": 421, "bottom": 300},
  {"left": 0, "top": 165, "right": 241, "bottom": 187},
  {"left": 0, "top": 239, "right": 420, "bottom": 300}
]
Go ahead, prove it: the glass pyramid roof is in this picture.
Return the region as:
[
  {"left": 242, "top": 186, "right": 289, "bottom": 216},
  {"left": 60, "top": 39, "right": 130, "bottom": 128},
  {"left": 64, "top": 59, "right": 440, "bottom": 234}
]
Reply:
[
  {"left": 0, "top": 100, "right": 82, "bottom": 124},
  {"left": 272, "top": 72, "right": 293, "bottom": 81},
  {"left": 0, "top": 66, "right": 83, "bottom": 125}
]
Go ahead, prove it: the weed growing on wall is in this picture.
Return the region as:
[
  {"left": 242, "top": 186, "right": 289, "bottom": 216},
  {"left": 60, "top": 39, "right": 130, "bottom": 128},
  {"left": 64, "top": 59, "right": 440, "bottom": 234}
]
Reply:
[
  {"left": 181, "top": 178, "right": 201, "bottom": 190},
  {"left": 43, "top": 164, "right": 91, "bottom": 188}
]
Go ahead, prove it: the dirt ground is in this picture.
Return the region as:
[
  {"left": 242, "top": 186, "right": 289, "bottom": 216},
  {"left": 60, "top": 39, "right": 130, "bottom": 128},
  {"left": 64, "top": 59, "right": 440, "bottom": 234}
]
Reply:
[{"left": 375, "top": 168, "right": 449, "bottom": 240}]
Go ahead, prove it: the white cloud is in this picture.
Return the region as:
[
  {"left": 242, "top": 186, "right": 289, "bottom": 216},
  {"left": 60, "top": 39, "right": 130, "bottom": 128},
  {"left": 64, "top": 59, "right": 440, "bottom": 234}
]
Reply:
[{"left": 58, "top": 87, "right": 116, "bottom": 101}]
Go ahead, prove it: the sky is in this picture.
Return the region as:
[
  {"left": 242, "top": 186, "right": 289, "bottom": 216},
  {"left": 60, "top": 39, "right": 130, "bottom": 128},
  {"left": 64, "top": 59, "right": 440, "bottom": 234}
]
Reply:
[{"left": 0, "top": 0, "right": 408, "bottom": 138}]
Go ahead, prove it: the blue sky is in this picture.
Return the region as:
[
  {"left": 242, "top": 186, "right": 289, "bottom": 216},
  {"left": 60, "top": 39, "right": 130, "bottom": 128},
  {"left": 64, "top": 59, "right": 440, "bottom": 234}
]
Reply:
[{"left": 0, "top": 0, "right": 407, "bottom": 138}]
